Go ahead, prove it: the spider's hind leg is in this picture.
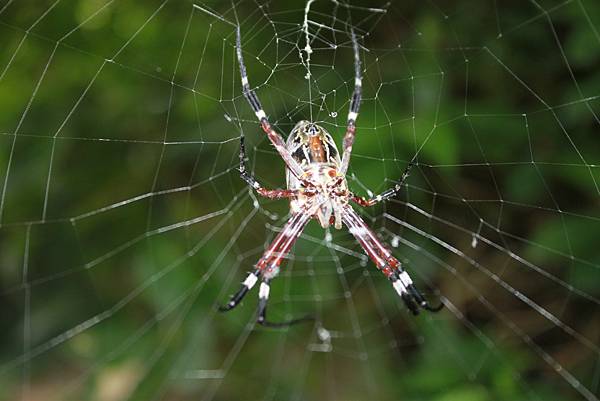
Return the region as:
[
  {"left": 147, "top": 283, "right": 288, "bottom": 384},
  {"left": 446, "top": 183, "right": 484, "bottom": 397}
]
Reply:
[
  {"left": 343, "top": 205, "right": 444, "bottom": 315},
  {"left": 392, "top": 271, "right": 444, "bottom": 315},
  {"left": 405, "top": 280, "right": 444, "bottom": 312},
  {"left": 219, "top": 210, "right": 315, "bottom": 327},
  {"left": 219, "top": 269, "right": 260, "bottom": 312},
  {"left": 256, "top": 278, "right": 314, "bottom": 328}
]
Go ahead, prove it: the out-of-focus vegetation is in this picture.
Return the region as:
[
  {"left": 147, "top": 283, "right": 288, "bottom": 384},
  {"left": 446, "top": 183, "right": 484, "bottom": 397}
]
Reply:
[{"left": 0, "top": 1, "right": 598, "bottom": 400}]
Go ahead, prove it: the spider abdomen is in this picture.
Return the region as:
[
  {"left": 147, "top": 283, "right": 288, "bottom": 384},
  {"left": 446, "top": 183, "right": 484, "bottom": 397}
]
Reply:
[{"left": 286, "top": 121, "right": 340, "bottom": 166}]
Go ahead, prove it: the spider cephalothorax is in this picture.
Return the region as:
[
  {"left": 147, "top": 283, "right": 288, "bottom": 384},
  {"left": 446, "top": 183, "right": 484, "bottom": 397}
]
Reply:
[{"left": 220, "top": 27, "right": 443, "bottom": 327}]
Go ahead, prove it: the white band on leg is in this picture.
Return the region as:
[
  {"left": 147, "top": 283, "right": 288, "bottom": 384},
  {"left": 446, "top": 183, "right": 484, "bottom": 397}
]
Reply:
[
  {"left": 399, "top": 271, "right": 413, "bottom": 286},
  {"left": 259, "top": 282, "right": 270, "bottom": 299},
  {"left": 392, "top": 280, "right": 407, "bottom": 296},
  {"left": 243, "top": 273, "right": 258, "bottom": 289},
  {"left": 256, "top": 109, "right": 266, "bottom": 120}
]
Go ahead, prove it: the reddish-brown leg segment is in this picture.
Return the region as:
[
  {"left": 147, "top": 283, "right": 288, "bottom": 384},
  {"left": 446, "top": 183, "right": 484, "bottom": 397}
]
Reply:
[
  {"left": 259, "top": 120, "right": 305, "bottom": 179},
  {"left": 254, "top": 211, "right": 312, "bottom": 276},
  {"left": 342, "top": 206, "right": 443, "bottom": 315},
  {"left": 220, "top": 210, "right": 315, "bottom": 326}
]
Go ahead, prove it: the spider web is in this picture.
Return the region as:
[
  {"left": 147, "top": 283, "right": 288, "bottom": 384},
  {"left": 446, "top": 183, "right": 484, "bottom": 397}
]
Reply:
[{"left": 0, "top": 0, "right": 599, "bottom": 400}]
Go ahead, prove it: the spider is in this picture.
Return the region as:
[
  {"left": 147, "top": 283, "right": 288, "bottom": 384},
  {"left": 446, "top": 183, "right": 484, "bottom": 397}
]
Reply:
[{"left": 220, "top": 27, "right": 443, "bottom": 327}]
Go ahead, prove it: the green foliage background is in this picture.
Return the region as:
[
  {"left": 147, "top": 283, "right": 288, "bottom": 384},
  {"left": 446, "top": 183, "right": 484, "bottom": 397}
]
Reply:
[{"left": 0, "top": 1, "right": 598, "bottom": 400}]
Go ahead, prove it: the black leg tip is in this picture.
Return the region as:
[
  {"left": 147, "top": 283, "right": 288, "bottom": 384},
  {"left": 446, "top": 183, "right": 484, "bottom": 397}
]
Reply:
[
  {"left": 219, "top": 285, "right": 251, "bottom": 313},
  {"left": 405, "top": 284, "right": 444, "bottom": 314},
  {"left": 218, "top": 301, "right": 237, "bottom": 312},
  {"left": 421, "top": 299, "right": 444, "bottom": 312},
  {"left": 257, "top": 314, "right": 315, "bottom": 328},
  {"left": 401, "top": 293, "right": 420, "bottom": 316}
]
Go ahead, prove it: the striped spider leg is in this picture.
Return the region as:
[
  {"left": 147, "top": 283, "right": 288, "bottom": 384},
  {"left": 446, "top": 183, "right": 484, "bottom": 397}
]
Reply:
[
  {"left": 219, "top": 206, "right": 318, "bottom": 327},
  {"left": 235, "top": 26, "right": 306, "bottom": 181},
  {"left": 339, "top": 29, "right": 362, "bottom": 176},
  {"left": 342, "top": 206, "right": 443, "bottom": 314}
]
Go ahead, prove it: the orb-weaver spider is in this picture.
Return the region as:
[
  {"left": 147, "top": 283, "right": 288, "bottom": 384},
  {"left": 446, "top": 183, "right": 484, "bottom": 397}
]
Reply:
[{"left": 220, "top": 27, "right": 443, "bottom": 327}]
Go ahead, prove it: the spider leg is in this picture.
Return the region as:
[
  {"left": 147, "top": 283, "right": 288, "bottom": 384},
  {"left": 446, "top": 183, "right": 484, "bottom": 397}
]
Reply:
[
  {"left": 340, "top": 29, "right": 362, "bottom": 175},
  {"left": 342, "top": 205, "right": 443, "bottom": 314},
  {"left": 257, "top": 278, "right": 314, "bottom": 328},
  {"left": 351, "top": 158, "right": 414, "bottom": 207},
  {"left": 218, "top": 267, "right": 260, "bottom": 312},
  {"left": 219, "top": 210, "right": 316, "bottom": 327},
  {"left": 235, "top": 27, "right": 305, "bottom": 180},
  {"left": 238, "top": 135, "right": 297, "bottom": 199}
]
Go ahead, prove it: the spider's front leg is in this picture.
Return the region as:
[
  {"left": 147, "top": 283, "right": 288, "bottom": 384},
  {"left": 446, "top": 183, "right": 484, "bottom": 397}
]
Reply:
[
  {"left": 235, "top": 26, "right": 305, "bottom": 180},
  {"left": 219, "top": 209, "right": 315, "bottom": 327},
  {"left": 340, "top": 29, "right": 363, "bottom": 176},
  {"left": 342, "top": 206, "right": 443, "bottom": 315}
]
